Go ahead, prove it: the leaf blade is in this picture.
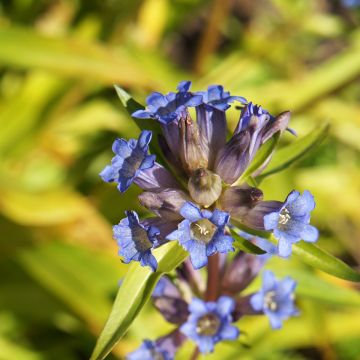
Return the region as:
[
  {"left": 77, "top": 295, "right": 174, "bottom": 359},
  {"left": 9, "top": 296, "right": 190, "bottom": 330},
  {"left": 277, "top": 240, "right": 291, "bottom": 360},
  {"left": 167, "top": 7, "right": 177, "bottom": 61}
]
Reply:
[
  {"left": 90, "top": 242, "right": 188, "bottom": 360},
  {"left": 257, "top": 124, "right": 329, "bottom": 181},
  {"left": 230, "top": 228, "right": 266, "bottom": 255},
  {"left": 268, "top": 236, "right": 360, "bottom": 282}
]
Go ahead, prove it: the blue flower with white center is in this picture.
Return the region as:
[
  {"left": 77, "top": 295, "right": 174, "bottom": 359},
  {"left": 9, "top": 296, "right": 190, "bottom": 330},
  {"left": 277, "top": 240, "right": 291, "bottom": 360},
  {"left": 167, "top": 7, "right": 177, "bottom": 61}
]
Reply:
[
  {"left": 166, "top": 202, "right": 234, "bottom": 269},
  {"left": 250, "top": 270, "right": 298, "bottom": 329},
  {"left": 132, "top": 81, "right": 202, "bottom": 124},
  {"left": 197, "top": 85, "right": 246, "bottom": 111},
  {"left": 113, "top": 211, "right": 160, "bottom": 271},
  {"left": 264, "top": 190, "right": 319, "bottom": 258},
  {"left": 100, "top": 130, "right": 155, "bottom": 193},
  {"left": 180, "top": 296, "right": 239, "bottom": 353},
  {"left": 126, "top": 339, "right": 172, "bottom": 360}
]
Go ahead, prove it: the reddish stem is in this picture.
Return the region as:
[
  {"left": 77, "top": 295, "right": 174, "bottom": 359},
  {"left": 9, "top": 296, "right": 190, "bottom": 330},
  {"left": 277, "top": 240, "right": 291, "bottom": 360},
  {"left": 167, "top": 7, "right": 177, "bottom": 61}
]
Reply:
[{"left": 205, "top": 253, "right": 219, "bottom": 301}]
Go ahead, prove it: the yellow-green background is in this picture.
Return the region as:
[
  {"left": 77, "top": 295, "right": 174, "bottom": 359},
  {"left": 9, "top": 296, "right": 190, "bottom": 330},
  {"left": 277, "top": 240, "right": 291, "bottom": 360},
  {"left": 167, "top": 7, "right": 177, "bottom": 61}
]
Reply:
[{"left": 0, "top": 0, "right": 359, "bottom": 359}]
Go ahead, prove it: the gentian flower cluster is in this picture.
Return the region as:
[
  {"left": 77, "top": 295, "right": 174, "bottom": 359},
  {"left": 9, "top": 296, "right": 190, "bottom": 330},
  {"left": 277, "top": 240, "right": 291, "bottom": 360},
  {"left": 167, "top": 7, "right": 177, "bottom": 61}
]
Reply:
[{"left": 100, "top": 81, "right": 319, "bottom": 358}]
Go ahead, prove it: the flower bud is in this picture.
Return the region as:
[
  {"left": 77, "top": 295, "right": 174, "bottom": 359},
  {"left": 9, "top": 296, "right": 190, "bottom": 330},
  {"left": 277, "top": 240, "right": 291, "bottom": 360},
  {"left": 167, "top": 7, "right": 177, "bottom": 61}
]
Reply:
[
  {"left": 188, "top": 168, "right": 222, "bottom": 207},
  {"left": 179, "top": 115, "right": 208, "bottom": 173}
]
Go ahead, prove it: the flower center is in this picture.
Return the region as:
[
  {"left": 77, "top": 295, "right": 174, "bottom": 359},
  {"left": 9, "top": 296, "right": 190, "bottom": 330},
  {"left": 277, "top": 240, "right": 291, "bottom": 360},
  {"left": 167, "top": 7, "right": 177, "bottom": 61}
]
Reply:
[
  {"left": 196, "top": 313, "right": 221, "bottom": 336},
  {"left": 190, "top": 219, "right": 216, "bottom": 243},
  {"left": 264, "top": 291, "right": 278, "bottom": 311},
  {"left": 278, "top": 207, "right": 291, "bottom": 228},
  {"left": 132, "top": 226, "right": 152, "bottom": 252}
]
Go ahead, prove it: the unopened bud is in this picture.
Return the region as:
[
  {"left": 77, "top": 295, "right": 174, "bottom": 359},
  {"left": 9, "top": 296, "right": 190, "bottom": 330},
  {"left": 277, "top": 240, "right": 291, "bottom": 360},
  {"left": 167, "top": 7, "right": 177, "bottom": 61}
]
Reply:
[{"left": 188, "top": 168, "right": 222, "bottom": 207}]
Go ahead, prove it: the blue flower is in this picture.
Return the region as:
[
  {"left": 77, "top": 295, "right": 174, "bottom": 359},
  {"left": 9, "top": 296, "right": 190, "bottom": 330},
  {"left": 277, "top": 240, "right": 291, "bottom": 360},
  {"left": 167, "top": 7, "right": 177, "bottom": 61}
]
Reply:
[
  {"left": 113, "top": 211, "right": 160, "bottom": 271},
  {"left": 166, "top": 202, "right": 234, "bottom": 269},
  {"left": 126, "top": 339, "right": 172, "bottom": 360},
  {"left": 264, "top": 190, "right": 319, "bottom": 258},
  {"left": 250, "top": 270, "right": 298, "bottom": 329},
  {"left": 132, "top": 81, "right": 202, "bottom": 124},
  {"left": 180, "top": 296, "right": 239, "bottom": 353},
  {"left": 197, "top": 85, "right": 246, "bottom": 111},
  {"left": 100, "top": 130, "right": 155, "bottom": 193}
]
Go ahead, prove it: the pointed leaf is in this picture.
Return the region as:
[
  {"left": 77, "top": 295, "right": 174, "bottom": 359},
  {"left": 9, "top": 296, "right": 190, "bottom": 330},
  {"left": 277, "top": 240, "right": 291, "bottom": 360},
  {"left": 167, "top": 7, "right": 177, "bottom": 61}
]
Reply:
[
  {"left": 90, "top": 242, "right": 188, "bottom": 360},
  {"left": 257, "top": 124, "right": 329, "bottom": 181},
  {"left": 268, "top": 235, "right": 360, "bottom": 282},
  {"left": 230, "top": 228, "right": 266, "bottom": 255}
]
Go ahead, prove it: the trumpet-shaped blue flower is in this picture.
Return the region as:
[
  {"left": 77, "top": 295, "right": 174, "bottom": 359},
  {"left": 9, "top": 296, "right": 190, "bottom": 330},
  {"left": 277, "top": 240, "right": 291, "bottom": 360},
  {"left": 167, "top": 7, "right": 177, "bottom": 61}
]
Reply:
[
  {"left": 100, "top": 130, "right": 155, "bottom": 193},
  {"left": 166, "top": 202, "right": 234, "bottom": 269},
  {"left": 126, "top": 339, "right": 171, "bottom": 360},
  {"left": 250, "top": 270, "right": 298, "bottom": 329},
  {"left": 113, "top": 211, "right": 160, "bottom": 271},
  {"left": 180, "top": 296, "right": 239, "bottom": 353},
  {"left": 132, "top": 81, "right": 202, "bottom": 124},
  {"left": 264, "top": 190, "right": 319, "bottom": 258}
]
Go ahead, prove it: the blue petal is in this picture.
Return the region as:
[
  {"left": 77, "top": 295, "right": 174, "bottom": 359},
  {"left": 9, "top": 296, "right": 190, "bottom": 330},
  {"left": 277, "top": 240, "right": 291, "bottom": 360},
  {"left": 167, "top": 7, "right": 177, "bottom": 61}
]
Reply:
[
  {"left": 287, "top": 190, "right": 315, "bottom": 218},
  {"left": 267, "top": 312, "right": 283, "bottom": 329},
  {"left": 277, "top": 237, "right": 293, "bottom": 258},
  {"left": 180, "top": 202, "right": 202, "bottom": 222},
  {"left": 186, "top": 94, "right": 203, "bottom": 107},
  {"left": 140, "top": 154, "right": 156, "bottom": 170},
  {"left": 140, "top": 251, "right": 158, "bottom": 271},
  {"left": 250, "top": 292, "right": 264, "bottom": 311},
  {"left": 146, "top": 92, "right": 169, "bottom": 109},
  {"left": 262, "top": 270, "right": 276, "bottom": 292},
  {"left": 207, "top": 234, "right": 234, "bottom": 256},
  {"left": 284, "top": 190, "right": 300, "bottom": 205},
  {"left": 177, "top": 80, "right": 191, "bottom": 92},
  {"left": 219, "top": 324, "right": 240, "bottom": 340},
  {"left": 131, "top": 109, "right": 152, "bottom": 119},
  {"left": 100, "top": 165, "right": 117, "bottom": 182},
  {"left": 180, "top": 321, "right": 198, "bottom": 339},
  {"left": 277, "top": 277, "right": 297, "bottom": 298},
  {"left": 263, "top": 211, "right": 279, "bottom": 230},
  {"left": 300, "top": 224, "right": 319, "bottom": 243},
  {"left": 189, "top": 298, "right": 208, "bottom": 316},
  {"left": 210, "top": 209, "right": 230, "bottom": 227},
  {"left": 137, "top": 130, "right": 152, "bottom": 149},
  {"left": 186, "top": 240, "right": 208, "bottom": 269},
  {"left": 117, "top": 176, "right": 134, "bottom": 193},
  {"left": 216, "top": 296, "right": 235, "bottom": 317},
  {"left": 112, "top": 138, "right": 132, "bottom": 156},
  {"left": 197, "top": 336, "right": 215, "bottom": 354}
]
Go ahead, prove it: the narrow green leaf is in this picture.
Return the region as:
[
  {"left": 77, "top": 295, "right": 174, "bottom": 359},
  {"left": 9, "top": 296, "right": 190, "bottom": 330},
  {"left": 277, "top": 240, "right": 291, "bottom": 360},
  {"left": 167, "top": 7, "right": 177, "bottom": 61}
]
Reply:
[
  {"left": 230, "top": 228, "right": 266, "bottom": 255},
  {"left": 90, "top": 242, "right": 188, "bottom": 360},
  {"left": 238, "top": 132, "right": 280, "bottom": 183},
  {"left": 268, "top": 235, "right": 360, "bottom": 282},
  {"left": 257, "top": 124, "right": 329, "bottom": 181}
]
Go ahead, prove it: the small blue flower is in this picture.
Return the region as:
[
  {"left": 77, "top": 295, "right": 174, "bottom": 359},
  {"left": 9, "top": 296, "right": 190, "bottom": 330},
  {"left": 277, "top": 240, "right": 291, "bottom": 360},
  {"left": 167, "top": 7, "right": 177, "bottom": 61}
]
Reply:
[
  {"left": 127, "top": 339, "right": 172, "bottom": 360},
  {"left": 264, "top": 190, "right": 319, "bottom": 258},
  {"left": 180, "top": 296, "right": 239, "bottom": 353},
  {"left": 100, "top": 130, "right": 155, "bottom": 193},
  {"left": 250, "top": 270, "right": 298, "bottom": 329},
  {"left": 113, "top": 211, "right": 160, "bottom": 271},
  {"left": 197, "top": 85, "right": 246, "bottom": 111},
  {"left": 132, "top": 81, "right": 202, "bottom": 124},
  {"left": 166, "top": 202, "right": 234, "bottom": 269}
]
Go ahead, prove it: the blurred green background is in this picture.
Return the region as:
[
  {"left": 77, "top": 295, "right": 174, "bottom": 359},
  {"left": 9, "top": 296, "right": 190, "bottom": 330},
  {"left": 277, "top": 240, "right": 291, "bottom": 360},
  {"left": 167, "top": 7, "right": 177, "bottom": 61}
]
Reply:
[{"left": 0, "top": 0, "right": 360, "bottom": 359}]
